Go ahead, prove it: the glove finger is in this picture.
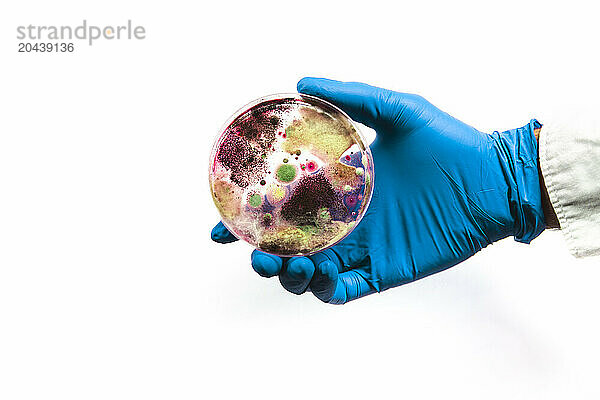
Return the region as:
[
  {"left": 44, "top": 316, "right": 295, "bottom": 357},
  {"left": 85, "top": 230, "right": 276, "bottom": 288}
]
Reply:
[
  {"left": 211, "top": 221, "right": 238, "bottom": 244},
  {"left": 307, "top": 247, "right": 376, "bottom": 304},
  {"left": 308, "top": 248, "right": 346, "bottom": 272},
  {"left": 297, "top": 77, "right": 427, "bottom": 132},
  {"left": 309, "top": 259, "right": 340, "bottom": 303},
  {"left": 251, "top": 250, "right": 283, "bottom": 278},
  {"left": 332, "top": 270, "right": 375, "bottom": 304},
  {"left": 279, "top": 257, "right": 315, "bottom": 295},
  {"left": 309, "top": 259, "right": 375, "bottom": 305}
]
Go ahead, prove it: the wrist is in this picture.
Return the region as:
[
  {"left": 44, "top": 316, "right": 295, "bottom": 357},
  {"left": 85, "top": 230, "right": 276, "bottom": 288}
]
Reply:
[
  {"left": 491, "top": 120, "right": 546, "bottom": 243},
  {"left": 534, "top": 127, "right": 561, "bottom": 229}
]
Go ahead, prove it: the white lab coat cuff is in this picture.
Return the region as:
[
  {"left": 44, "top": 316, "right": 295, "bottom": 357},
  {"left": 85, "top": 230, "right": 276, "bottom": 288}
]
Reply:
[{"left": 538, "top": 114, "right": 600, "bottom": 258}]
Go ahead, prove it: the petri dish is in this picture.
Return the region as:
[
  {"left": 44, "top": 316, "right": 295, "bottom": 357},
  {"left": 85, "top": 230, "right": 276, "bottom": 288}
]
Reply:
[{"left": 209, "top": 93, "right": 374, "bottom": 256}]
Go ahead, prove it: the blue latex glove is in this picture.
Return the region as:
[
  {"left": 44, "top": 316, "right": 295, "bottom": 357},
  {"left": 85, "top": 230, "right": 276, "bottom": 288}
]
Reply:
[{"left": 212, "top": 78, "right": 545, "bottom": 304}]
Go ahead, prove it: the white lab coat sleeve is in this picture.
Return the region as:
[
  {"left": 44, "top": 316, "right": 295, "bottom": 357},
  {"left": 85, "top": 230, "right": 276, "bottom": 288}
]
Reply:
[{"left": 538, "top": 115, "right": 600, "bottom": 258}]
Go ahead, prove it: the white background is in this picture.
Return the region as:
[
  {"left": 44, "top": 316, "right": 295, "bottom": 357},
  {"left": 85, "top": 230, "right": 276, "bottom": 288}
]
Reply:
[{"left": 1, "top": 0, "right": 599, "bottom": 399}]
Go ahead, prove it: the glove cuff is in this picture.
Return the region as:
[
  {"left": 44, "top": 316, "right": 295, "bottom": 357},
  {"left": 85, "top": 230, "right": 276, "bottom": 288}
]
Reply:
[{"left": 493, "top": 119, "right": 546, "bottom": 243}]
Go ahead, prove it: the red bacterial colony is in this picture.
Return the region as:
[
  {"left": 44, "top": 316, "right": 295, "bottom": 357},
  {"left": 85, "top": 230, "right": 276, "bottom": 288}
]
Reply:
[{"left": 209, "top": 94, "right": 374, "bottom": 256}]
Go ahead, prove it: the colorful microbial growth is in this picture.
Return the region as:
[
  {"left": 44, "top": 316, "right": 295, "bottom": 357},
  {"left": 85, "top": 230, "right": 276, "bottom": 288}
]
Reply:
[{"left": 209, "top": 94, "right": 374, "bottom": 256}]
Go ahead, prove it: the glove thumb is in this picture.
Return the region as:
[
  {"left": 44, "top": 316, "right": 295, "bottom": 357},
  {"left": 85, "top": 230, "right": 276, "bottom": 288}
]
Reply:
[
  {"left": 297, "top": 77, "right": 426, "bottom": 132},
  {"left": 211, "top": 221, "right": 238, "bottom": 244}
]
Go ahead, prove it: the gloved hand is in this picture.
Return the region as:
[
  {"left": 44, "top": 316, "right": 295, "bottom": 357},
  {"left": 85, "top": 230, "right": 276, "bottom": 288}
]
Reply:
[{"left": 212, "top": 78, "right": 545, "bottom": 304}]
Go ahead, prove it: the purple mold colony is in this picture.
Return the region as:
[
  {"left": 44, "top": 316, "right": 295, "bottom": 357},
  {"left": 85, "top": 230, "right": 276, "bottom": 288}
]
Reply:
[{"left": 209, "top": 94, "right": 374, "bottom": 256}]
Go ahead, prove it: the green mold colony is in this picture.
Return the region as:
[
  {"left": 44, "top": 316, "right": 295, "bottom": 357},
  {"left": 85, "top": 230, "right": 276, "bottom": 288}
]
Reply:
[
  {"left": 248, "top": 193, "right": 262, "bottom": 207},
  {"left": 276, "top": 164, "right": 296, "bottom": 183}
]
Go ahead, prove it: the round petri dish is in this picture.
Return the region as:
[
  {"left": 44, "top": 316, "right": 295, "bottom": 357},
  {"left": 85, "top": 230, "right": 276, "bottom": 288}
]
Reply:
[{"left": 209, "top": 93, "right": 374, "bottom": 256}]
